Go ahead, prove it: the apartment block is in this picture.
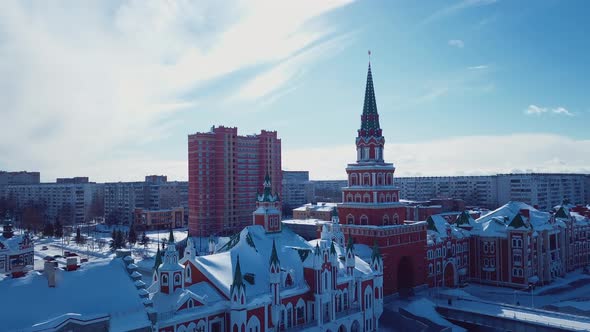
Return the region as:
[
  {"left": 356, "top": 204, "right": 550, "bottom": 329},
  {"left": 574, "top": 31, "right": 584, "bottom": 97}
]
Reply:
[
  {"left": 188, "top": 126, "right": 281, "bottom": 237},
  {"left": 281, "top": 171, "right": 314, "bottom": 216}
]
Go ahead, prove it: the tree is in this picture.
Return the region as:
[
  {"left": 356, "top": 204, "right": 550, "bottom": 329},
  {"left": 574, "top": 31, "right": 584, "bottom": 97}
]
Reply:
[
  {"left": 139, "top": 231, "right": 149, "bottom": 248},
  {"left": 21, "top": 201, "right": 45, "bottom": 232},
  {"left": 54, "top": 220, "right": 63, "bottom": 238},
  {"left": 128, "top": 225, "right": 137, "bottom": 246},
  {"left": 106, "top": 210, "right": 119, "bottom": 226},
  {"left": 43, "top": 222, "right": 54, "bottom": 237},
  {"left": 75, "top": 227, "right": 85, "bottom": 244},
  {"left": 110, "top": 229, "right": 126, "bottom": 251}
]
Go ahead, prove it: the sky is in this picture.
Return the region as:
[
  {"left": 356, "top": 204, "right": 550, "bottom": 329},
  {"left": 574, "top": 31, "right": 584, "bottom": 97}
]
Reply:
[{"left": 0, "top": 0, "right": 589, "bottom": 182}]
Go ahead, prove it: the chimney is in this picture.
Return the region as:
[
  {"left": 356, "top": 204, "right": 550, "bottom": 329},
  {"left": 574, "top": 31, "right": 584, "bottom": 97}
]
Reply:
[
  {"left": 519, "top": 209, "right": 530, "bottom": 219},
  {"left": 45, "top": 261, "right": 56, "bottom": 287}
]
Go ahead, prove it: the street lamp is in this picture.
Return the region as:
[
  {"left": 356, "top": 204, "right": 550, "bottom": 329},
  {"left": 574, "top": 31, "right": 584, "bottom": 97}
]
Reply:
[{"left": 529, "top": 283, "right": 535, "bottom": 308}]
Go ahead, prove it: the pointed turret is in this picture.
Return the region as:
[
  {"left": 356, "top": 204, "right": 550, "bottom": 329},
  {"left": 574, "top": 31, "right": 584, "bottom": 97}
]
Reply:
[
  {"left": 153, "top": 245, "right": 162, "bottom": 271},
  {"left": 360, "top": 63, "right": 381, "bottom": 136},
  {"left": 230, "top": 255, "right": 246, "bottom": 305},
  {"left": 509, "top": 213, "right": 528, "bottom": 229},
  {"left": 355, "top": 61, "right": 386, "bottom": 162},
  {"left": 345, "top": 237, "right": 355, "bottom": 276},
  {"left": 253, "top": 172, "right": 282, "bottom": 233},
  {"left": 555, "top": 206, "right": 570, "bottom": 219},
  {"left": 371, "top": 241, "right": 383, "bottom": 273},
  {"left": 168, "top": 228, "right": 175, "bottom": 244},
  {"left": 269, "top": 240, "right": 281, "bottom": 269}
]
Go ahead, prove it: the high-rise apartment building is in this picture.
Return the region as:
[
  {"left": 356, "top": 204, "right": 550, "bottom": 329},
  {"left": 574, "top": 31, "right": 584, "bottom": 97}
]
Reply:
[
  {"left": 3, "top": 181, "right": 102, "bottom": 225},
  {"left": 188, "top": 126, "right": 281, "bottom": 237},
  {"left": 281, "top": 171, "right": 313, "bottom": 216},
  {"left": 397, "top": 173, "right": 589, "bottom": 211},
  {"left": 104, "top": 175, "right": 187, "bottom": 225},
  {"left": 0, "top": 171, "right": 40, "bottom": 187}
]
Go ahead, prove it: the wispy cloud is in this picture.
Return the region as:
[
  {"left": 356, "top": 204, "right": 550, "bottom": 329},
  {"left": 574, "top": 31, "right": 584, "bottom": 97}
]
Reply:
[
  {"left": 0, "top": 0, "right": 353, "bottom": 181},
  {"left": 525, "top": 105, "right": 574, "bottom": 116},
  {"left": 448, "top": 39, "right": 465, "bottom": 48},
  {"left": 422, "top": 0, "right": 498, "bottom": 25},
  {"left": 468, "top": 65, "right": 488, "bottom": 70},
  {"left": 284, "top": 134, "right": 590, "bottom": 179}
]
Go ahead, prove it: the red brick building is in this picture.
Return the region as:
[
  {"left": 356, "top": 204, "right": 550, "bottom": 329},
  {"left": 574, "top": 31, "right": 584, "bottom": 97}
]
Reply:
[
  {"left": 336, "top": 62, "right": 427, "bottom": 296},
  {"left": 188, "top": 126, "right": 281, "bottom": 237}
]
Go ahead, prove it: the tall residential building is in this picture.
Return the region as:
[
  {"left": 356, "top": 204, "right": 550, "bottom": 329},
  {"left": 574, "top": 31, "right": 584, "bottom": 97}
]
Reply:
[
  {"left": 397, "top": 173, "right": 589, "bottom": 211},
  {"left": 281, "top": 171, "right": 313, "bottom": 216},
  {"left": 188, "top": 126, "right": 281, "bottom": 237},
  {"left": 586, "top": 175, "right": 590, "bottom": 204},
  {"left": 104, "top": 175, "right": 188, "bottom": 225}
]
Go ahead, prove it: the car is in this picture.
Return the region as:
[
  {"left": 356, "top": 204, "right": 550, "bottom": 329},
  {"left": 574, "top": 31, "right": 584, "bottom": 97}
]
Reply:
[
  {"left": 41, "top": 246, "right": 48, "bottom": 250},
  {"left": 53, "top": 255, "right": 63, "bottom": 259}
]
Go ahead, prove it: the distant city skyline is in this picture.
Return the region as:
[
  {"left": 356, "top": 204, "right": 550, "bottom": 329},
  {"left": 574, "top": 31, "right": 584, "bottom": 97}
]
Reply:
[{"left": 1, "top": 1, "right": 589, "bottom": 182}]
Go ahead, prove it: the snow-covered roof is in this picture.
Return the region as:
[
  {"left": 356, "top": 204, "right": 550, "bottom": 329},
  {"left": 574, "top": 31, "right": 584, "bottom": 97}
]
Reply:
[
  {"left": 472, "top": 201, "right": 561, "bottom": 238},
  {"left": 0, "top": 258, "right": 150, "bottom": 331},
  {"left": 0, "top": 233, "right": 31, "bottom": 252},
  {"left": 187, "top": 225, "right": 312, "bottom": 299},
  {"left": 307, "top": 239, "right": 373, "bottom": 278},
  {"left": 426, "top": 214, "right": 470, "bottom": 245}
]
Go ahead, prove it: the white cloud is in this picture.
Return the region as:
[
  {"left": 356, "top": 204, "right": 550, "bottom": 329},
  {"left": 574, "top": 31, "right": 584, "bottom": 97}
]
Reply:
[
  {"left": 552, "top": 107, "right": 574, "bottom": 116},
  {"left": 525, "top": 105, "right": 574, "bottom": 116},
  {"left": 468, "top": 65, "right": 488, "bottom": 70},
  {"left": 423, "top": 0, "right": 498, "bottom": 25},
  {"left": 448, "top": 39, "right": 465, "bottom": 48},
  {"left": 283, "top": 134, "right": 590, "bottom": 179},
  {"left": 0, "top": 0, "right": 352, "bottom": 181}
]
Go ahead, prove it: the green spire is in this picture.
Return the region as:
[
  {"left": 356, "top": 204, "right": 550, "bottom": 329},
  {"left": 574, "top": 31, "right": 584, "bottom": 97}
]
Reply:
[
  {"left": 260, "top": 171, "right": 274, "bottom": 202},
  {"left": 330, "top": 240, "right": 337, "bottom": 255},
  {"left": 332, "top": 206, "right": 339, "bottom": 218},
  {"left": 371, "top": 241, "right": 381, "bottom": 262},
  {"left": 426, "top": 216, "right": 438, "bottom": 232},
  {"left": 269, "top": 240, "right": 280, "bottom": 266},
  {"left": 231, "top": 255, "right": 245, "bottom": 294},
  {"left": 168, "top": 228, "right": 175, "bottom": 243},
  {"left": 314, "top": 243, "right": 321, "bottom": 256},
  {"left": 346, "top": 236, "right": 354, "bottom": 251},
  {"left": 360, "top": 63, "right": 381, "bottom": 134},
  {"left": 509, "top": 213, "right": 528, "bottom": 229},
  {"left": 555, "top": 206, "right": 569, "bottom": 219},
  {"left": 455, "top": 211, "right": 472, "bottom": 227},
  {"left": 153, "top": 246, "right": 162, "bottom": 271}
]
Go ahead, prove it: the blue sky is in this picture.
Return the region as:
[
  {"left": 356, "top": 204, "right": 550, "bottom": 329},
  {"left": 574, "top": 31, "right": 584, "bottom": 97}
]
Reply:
[{"left": 1, "top": 0, "right": 589, "bottom": 182}]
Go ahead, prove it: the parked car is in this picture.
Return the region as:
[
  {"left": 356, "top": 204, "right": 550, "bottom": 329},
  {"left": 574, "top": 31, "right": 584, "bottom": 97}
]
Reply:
[{"left": 41, "top": 246, "right": 48, "bottom": 250}]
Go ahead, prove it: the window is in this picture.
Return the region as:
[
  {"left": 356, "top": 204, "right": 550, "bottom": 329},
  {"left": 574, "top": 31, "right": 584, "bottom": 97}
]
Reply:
[
  {"left": 383, "top": 215, "right": 390, "bottom": 225},
  {"left": 174, "top": 274, "right": 181, "bottom": 285},
  {"left": 428, "top": 263, "right": 433, "bottom": 275},
  {"left": 360, "top": 215, "right": 368, "bottom": 225}
]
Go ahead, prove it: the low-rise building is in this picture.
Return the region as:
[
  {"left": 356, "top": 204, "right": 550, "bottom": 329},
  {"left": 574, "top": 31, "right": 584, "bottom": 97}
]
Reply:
[
  {"left": 134, "top": 207, "right": 185, "bottom": 231},
  {"left": 0, "top": 216, "right": 34, "bottom": 276},
  {"left": 292, "top": 202, "right": 337, "bottom": 221}
]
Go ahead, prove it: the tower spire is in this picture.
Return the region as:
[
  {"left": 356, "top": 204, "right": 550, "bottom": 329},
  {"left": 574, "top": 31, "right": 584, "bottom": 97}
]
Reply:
[{"left": 360, "top": 58, "right": 381, "bottom": 135}]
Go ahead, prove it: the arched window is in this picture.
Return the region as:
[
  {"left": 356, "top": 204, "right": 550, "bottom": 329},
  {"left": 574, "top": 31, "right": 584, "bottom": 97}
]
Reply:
[
  {"left": 162, "top": 274, "right": 168, "bottom": 285},
  {"left": 363, "top": 194, "right": 371, "bottom": 203},
  {"left": 385, "top": 194, "right": 391, "bottom": 202},
  {"left": 188, "top": 299, "right": 194, "bottom": 308},
  {"left": 363, "top": 173, "right": 370, "bottom": 186},
  {"left": 355, "top": 194, "right": 361, "bottom": 203},
  {"left": 296, "top": 299, "right": 306, "bottom": 325},
  {"left": 392, "top": 192, "right": 398, "bottom": 202},
  {"left": 393, "top": 214, "right": 399, "bottom": 224},
  {"left": 360, "top": 215, "right": 368, "bottom": 225},
  {"left": 377, "top": 173, "right": 383, "bottom": 185},
  {"left": 174, "top": 273, "right": 181, "bottom": 285},
  {"left": 346, "top": 194, "right": 353, "bottom": 202},
  {"left": 347, "top": 214, "right": 355, "bottom": 225},
  {"left": 286, "top": 304, "right": 293, "bottom": 328},
  {"left": 386, "top": 173, "right": 393, "bottom": 185},
  {"left": 379, "top": 193, "right": 385, "bottom": 203},
  {"left": 350, "top": 174, "right": 358, "bottom": 186},
  {"left": 383, "top": 215, "right": 390, "bottom": 226},
  {"left": 186, "top": 266, "right": 191, "bottom": 280}
]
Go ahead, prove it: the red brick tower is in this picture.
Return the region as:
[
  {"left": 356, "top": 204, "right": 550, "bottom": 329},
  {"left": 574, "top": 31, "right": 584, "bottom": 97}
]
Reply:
[
  {"left": 337, "top": 60, "right": 427, "bottom": 296},
  {"left": 253, "top": 173, "right": 282, "bottom": 233}
]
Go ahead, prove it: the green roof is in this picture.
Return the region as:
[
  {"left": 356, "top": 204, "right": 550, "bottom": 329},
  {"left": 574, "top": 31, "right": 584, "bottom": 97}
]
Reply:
[
  {"left": 371, "top": 241, "right": 381, "bottom": 262},
  {"left": 455, "top": 211, "right": 472, "bottom": 227},
  {"left": 360, "top": 64, "right": 381, "bottom": 133},
  {"left": 231, "top": 255, "right": 245, "bottom": 294},
  {"left": 153, "top": 247, "right": 162, "bottom": 271},
  {"left": 509, "top": 213, "right": 528, "bottom": 229},
  {"left": 555, "top": 206, "right": 570, "bottom": 219},
  {"left": 269, "top": 240, "right": 280, "bottom": 266},
  {"left": 426, "top": 216, "right": 438, "bottom": 232}
]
